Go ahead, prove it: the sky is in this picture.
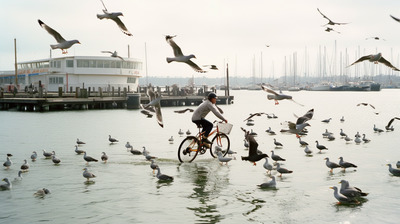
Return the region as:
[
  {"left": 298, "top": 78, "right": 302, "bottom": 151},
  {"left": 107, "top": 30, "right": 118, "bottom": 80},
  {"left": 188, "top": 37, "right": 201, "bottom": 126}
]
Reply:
[{"left": 1, "top": 0, "right": 400, "bottom": 79}]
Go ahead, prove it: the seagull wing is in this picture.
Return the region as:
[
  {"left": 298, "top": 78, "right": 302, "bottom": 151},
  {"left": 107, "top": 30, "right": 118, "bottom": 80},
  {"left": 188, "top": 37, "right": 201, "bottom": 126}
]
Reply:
[
  {"left": 348, "top": 55, "right": 372, "bottom": 67},
  {"left": 317, "top": 8, "right": 331, "bottom": 22},
  {"left": 101, "top": 51, "right": 113, "bottom": 54},
  {"left": 186, "top": 60, "right": 206, "bottom": 73},
  {"left": 261, "top": 85, "right": 279, "bottom": 96},
  {"left": 111, "top": 16, "right": 132, "bottom": 36},
  {"left": 378, "top": 56, "right": 400, "bottom": 71},
  {"left": 244, "top": 113, "right": 257, "bottom": 122},
  {"left": 154, "top": 100, "right": 164, "bottom": 128},
  {"left": 100, "top": 0, "right": 108, "bottom": 11},
  {"left": 166, "top": 36, "right": 184, "bottom": 57},
  {"left": 147, "top": 88, "right": 156, "bottom": 101},
  {"left": 368, "top": 104, "right": 375, "bottom": 109},
  {"left": 390, "top": 15, "right": 400, "bottom": 22},
  {"left": 387, "top": 117, "right": 400, "bottom": 127},
  {"left": 38, "top": 20, "right": 66, "bottom": 43}
]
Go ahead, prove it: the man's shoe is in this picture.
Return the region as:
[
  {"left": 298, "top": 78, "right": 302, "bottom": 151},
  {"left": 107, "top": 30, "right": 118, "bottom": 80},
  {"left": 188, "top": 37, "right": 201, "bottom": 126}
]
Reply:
[{"left": 202, "top": 137, "right": 212, "bottom": 145}]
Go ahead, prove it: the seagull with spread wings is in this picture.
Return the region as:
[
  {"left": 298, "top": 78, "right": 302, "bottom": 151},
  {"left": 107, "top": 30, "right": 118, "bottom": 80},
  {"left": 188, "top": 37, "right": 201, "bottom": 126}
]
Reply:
[
  {"left": 97, "top": 0, "right": 132, "bottom": 36},
  {"left": 165, "top": 35, "right": 206, "bottom": 73},
  {"left": 317, "top": 8, "right": 349, "bottom": 26},
  {"left": 347, "top": 53, "right": 400, "bottom": 71},
  {"left": 101, "top": 51, "right": 124, "bottom": 60},
  {"left": 38, "top": 20, "right": 80, "bottom": 54},
  {"left": 386, "top": 117, "right": 400, "bottom": 131},
  {"left": 261, "top": 85, "right": 303, "bottom": 106},
  {"left": 141, "top": 88, "right": 164, "bottom": 128}
]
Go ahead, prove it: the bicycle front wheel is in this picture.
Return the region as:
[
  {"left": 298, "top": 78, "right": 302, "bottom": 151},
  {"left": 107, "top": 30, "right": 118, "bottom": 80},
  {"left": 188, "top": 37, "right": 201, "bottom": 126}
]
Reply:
[
  {"left": 210, "top": 133, "right": 230, "bottom": 158},
  {"left": 178, "top": 136, "right": 200, "bottom": 163}
]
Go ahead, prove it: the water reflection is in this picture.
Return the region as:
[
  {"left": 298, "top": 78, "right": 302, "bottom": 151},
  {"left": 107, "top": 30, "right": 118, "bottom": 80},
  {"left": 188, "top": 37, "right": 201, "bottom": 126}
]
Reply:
[{"left": 180, "top": 162, "right": 228, "bottom": 223}]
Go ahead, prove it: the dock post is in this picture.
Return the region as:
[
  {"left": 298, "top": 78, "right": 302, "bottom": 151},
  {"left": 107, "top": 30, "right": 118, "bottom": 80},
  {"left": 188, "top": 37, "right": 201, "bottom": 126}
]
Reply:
[
  {"left": 126, "top": 93, "right": 141, "bottom": 109},
  {"left": 123, "top": 87, "right": 127, "bottom": 97},
  {"left": 58, "top": 87, "right": 63, "bottom": 97},
  {"left": 75, "top": 87, "right": 80, "bottom": 98},
  {"left": 0, "top": 88, "right": 3, "bottom": 98},
  {"left": 99, "top": 87, "right": 103, "bottom": 98},
  {"left": 88, "top": 87, "right": 91, "bottom": 97},
  {"left": 112, "top": 87, "right": 115, "bottom": 97},
  {"left": 118, "top": 87, "right": 121, "bottom": 97},
  {"left": 39, "top": 81, "right": 43, "bottom": 98}
]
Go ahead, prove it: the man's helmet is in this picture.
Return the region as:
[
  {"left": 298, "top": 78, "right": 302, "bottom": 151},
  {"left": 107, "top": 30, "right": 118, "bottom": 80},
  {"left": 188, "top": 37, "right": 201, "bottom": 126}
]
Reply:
[{"left": 208, "top": 92, "right": 217, "bottom": 100}]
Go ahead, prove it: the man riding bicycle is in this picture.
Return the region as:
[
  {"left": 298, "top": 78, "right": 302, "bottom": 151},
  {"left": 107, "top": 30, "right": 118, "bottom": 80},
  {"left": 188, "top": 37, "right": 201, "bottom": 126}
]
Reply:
[{"left": 192, "top": 92, "right": 228, "bottom": 148}]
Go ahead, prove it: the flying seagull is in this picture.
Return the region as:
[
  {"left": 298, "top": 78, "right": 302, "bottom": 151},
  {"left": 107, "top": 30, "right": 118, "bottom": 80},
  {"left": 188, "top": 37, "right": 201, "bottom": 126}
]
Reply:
[
  {"left": 101, "top": 51, "right": 124, "bottom": 60},
  {"left": 203, "top": 65, "right": 218, "bottom": 70},
  {"left": 165, "top": 35, "right": 206, "bottom": 73},
  {"left": 366, "top": 37, "right": 385, "bottom": 41},
  {"left": 141, "top": 87, "right": 164, "bottom": 128},
  {"left": 386, "top": 117, "right": 400, "bottom": 131},
  {"left": 325, "top": 27, "right": 340, "bottom": 34},
  {"left": 261, "top": 85, "right": 304, "bottom": 106},
  {"left": 97, "top": 0, "right": 132, "bottom": 36},
  {"left": 317, "top": 8, "right": 349, "bottom": 26},
  {"left": 347, "top": 53, "right": 400, "bottom": 71},
  {"left": 38, "top": 20, "right": 80, "bottom": 54}
]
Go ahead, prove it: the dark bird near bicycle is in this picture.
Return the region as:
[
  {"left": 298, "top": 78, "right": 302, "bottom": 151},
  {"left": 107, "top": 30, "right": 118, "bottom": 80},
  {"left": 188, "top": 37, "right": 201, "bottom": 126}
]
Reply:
[
  {"left": 347, "top": 53, "right": 400, "bottom": 71},
  {"left": 325, "top": 27, "right": 340, "bottom": 34},
  {"left": 241, "top": 132, "right": 268, "bottom": 166},
  {"left": 261, "top": 85, "right": 303, "bottom": 106},
  {"left": 366, "top": 36, "right": 385, "bottom": 41},
  {"left": 317, "top": 8, "right": 349, "bottom": 26}
]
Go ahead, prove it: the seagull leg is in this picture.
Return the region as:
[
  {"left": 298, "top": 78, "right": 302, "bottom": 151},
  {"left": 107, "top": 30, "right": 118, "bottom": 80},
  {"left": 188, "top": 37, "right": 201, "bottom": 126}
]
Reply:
[
  {"left": 274, "top": 100, "right": 279, "bottom": 105},
  {"left": 296, "top": 134, "right": 300, "bottom": 138},
  {"left": 253, "top": 162, "right": 257, "bottom": 166}
]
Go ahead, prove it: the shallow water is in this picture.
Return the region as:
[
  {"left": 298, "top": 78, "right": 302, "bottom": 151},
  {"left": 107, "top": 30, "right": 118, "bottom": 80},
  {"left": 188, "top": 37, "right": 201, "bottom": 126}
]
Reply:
[{"left": 1, "top": 89, "right": 400, "bottom": 223}]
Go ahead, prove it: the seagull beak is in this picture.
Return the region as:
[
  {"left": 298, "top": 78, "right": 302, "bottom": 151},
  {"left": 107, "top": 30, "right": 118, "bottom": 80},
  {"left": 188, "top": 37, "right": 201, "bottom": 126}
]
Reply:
[{"left": 329, "top": 187, "right": 334, "bottom": 189}]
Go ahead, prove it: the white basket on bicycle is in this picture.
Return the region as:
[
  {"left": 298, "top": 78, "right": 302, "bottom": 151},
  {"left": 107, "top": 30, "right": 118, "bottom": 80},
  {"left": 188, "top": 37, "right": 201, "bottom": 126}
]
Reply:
[{"left": 217, "top": 123, "right": 233, "bottom": 135}]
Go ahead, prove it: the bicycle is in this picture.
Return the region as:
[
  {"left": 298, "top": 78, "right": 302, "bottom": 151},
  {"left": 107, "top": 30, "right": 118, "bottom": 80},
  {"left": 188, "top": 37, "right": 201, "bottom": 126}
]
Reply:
[{"left": 178, "top": 121, "right": 232, "bottom": 163}]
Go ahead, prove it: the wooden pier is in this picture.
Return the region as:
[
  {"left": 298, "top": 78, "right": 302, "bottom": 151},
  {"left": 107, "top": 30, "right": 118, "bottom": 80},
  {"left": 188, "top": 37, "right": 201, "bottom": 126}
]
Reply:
[{"left": 0, "top": 94, "right": 233, "bottom": 112}]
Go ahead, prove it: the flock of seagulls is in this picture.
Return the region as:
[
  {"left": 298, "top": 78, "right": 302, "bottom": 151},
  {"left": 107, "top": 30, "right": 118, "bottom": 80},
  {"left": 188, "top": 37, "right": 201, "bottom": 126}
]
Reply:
[
  {"left": 1, "top": 134, "right": 176, "bottom": 194},
  {"left": 231, "top": 93, "right": 400, "bottom": 205}
]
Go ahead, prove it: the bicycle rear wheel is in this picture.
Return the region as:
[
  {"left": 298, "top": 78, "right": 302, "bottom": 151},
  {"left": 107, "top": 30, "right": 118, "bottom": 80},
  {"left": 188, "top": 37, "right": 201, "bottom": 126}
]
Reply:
[
  {"left": 210, "top": 133, "right": 230, "bottom": 158},
  {"left": 178, "top": 136, "right": 200, "bottom": 163}
]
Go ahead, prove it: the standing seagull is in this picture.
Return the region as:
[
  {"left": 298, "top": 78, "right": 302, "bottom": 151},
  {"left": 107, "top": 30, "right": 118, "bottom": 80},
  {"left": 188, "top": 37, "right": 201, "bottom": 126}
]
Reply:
[
  {"left": 31, "top": 151, "right": 37, "bottom": 161},
  {"left": 76, "top": 138, "right": 86, "bottom": 145},
  {"left": 347, "top": 53, "right": 400, "bottom": 71},
  {"left": 20, "top": 160, "right": 29, "bottom": 171},
  {"left": 83, "top": 151, "right": 98, "bottom": 165},
  {"left": 324, "top": 157, "right": 341, "bottom": 173},
  {"left": 317, "top": 8, "right": 349, "bottom": 26},
  {"left": 38, "top": 20, "right": 80, "bottom": 54},
  {"left": 101, "top": 51, "right": 124, "bottom": 61},
  {"left": 165, "top": 35, "right": 206, "bottom": 73},
  {"left": 3, "top": 156, "right": 12, "bottom": 169},
  {"left": 155, "top": 166, "right": 174, "bottom": 181},
  {"left": 82, "top": 168, "right": 96, "bottom": 181},
  {"left": 97, "top": 0, "right": 132, "bottom": 36},
  {"left": 101, "top": 152, "right": 108, "bottom": 163},
  {"left": 261, "top": 85, "right": 303, "bottom": 106},
  {"left": 108, "top": 135, "right": 119, "bottom": 143},
  {"left": 315, "top": 141, "right": 328, "bottom": 153}
]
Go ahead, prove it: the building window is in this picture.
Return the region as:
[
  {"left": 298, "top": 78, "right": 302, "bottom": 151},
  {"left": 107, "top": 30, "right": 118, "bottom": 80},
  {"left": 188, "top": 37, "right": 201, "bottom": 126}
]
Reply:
[
  {"left": 127, "top": 77, "right": 136, "bottom": 83},
  {"left": 104, "top": 61, "right": 110, "bottom": 68},
  {"left": 66, "top": 60, "right": 74, "bottom": 67},
  {"left": 77, "top": 60, "right": 89, "bottom": 68},
  {"left": 49, "top": 77, "right": 64, "bottom": 84},
  {"left": 96, "top": 60, "right": 104, "bottom": 68}
]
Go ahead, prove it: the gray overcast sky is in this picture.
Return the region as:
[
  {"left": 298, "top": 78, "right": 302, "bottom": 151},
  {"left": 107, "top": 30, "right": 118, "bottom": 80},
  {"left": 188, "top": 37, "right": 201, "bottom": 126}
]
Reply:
[{"left": 1, "top": 0, "right": 400, "bottom": 79}]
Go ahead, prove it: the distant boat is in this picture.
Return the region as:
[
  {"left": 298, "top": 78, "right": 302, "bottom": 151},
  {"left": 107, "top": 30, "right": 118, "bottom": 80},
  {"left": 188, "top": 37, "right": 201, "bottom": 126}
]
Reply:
[
  {"left": 309, "top": 83, "right": 332, "bottom": 91},
  {"left": 288, "top": 86, "right": 301, "bottom": 91}
]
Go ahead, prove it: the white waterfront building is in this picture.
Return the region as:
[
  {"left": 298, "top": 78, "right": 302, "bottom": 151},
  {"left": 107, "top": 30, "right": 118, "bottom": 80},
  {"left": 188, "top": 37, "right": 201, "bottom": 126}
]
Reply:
[{"left": 0, "top": 56, "right": 142, "bottom": 92}]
